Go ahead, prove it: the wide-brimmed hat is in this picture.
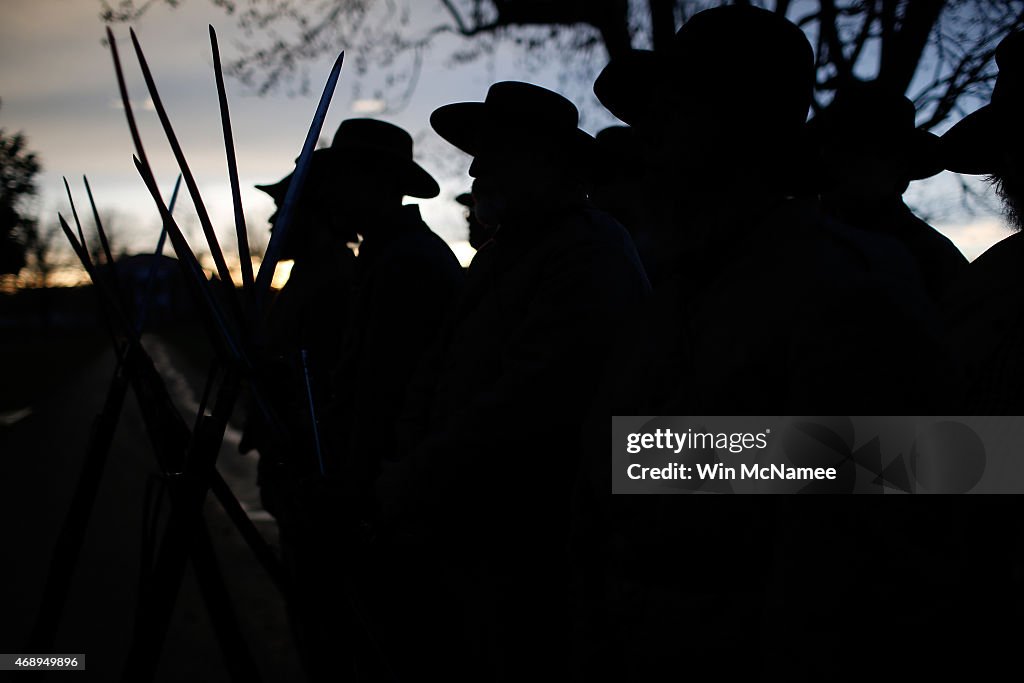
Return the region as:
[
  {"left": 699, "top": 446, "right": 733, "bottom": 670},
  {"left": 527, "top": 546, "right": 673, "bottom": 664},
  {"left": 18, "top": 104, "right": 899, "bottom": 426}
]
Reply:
[
  {"left": 809, "top": 81, "right": 943, "bottom": 181},
  {"left": 430, "top": 81, "right": 595, "bottom": 162},
  {"left": 942, "top": 32, "right": 1024, "bottom": 175},
  {"left": 257, "top": 118, "right": 439, "bottom": 200},
  {"left": 594, "top": 5, "right": 813, "bottom": 135},
  {"left": 593, "top": 49, "right": 667, "bottom": 129},
  {"left": 329, "top": 118, "right": 438, "bottom": 197}
]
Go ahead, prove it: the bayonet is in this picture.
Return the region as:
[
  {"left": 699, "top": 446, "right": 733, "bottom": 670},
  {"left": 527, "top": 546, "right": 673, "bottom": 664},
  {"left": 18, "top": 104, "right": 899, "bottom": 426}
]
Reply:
[
  {"left": 253, "top": 50, "right": 345, "bottom": 307},
  {"left": 89, "top": 28, "right": 351, "bottom": 682},
  {"left": 83, "top": 176, "right": 119, "bottom": 273},
  {"left": 132, "top": 155, "right": 247, "bottom": 367},
  {"left": 129, "top": 28, "right": 238, "bottom": 302},
  {"left": 107, "top": 26, "right": 245, "bottom": 368},
  {"left": 64, "top": 178, "right": 90, "bottom": 266},
  {"left": 301, "top": 348, "right": 327, "bottom": 476},
  {"left": 35, "top": 212, "right": 287, "bottom": 640},
  {"left": 210, "top": 25, "right": 254, "bottom": 295}
]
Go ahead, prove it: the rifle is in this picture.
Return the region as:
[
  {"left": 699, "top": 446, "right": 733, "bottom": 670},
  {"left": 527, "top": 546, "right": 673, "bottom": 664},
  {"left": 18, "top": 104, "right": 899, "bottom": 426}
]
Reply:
[
  {"left": 25, "top": 176, "right": 183, "bottom": 652},
  {"left": 54, "top": 208, "right": 272, "bottom": 683},
  {"left": 107, "top": 27, "right": 345, "bottom": 682}
]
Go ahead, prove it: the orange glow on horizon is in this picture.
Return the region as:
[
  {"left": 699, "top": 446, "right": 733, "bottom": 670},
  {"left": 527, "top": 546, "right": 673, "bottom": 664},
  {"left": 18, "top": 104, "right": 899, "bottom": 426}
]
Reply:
[{"left": 1, "top": 256, "right": 294, "bottom": 292}]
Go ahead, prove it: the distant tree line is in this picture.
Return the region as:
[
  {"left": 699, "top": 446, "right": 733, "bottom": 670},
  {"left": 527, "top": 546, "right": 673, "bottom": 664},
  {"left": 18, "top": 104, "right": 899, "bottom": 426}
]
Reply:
[{"left": 1, "top": 99, "right": 43, "bottom": 283}]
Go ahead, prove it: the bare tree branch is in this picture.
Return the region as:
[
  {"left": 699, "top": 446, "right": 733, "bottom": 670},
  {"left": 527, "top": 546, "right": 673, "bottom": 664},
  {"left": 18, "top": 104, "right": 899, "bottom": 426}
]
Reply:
[
  {"left": 877, "top": 0, "right": 944, "bottom": 93},
  {"left": 820, "top": 0, "right": 854, "bottom": 85},
  {"left": 649, "top": 0, "right": 676, "bottom": 52}
]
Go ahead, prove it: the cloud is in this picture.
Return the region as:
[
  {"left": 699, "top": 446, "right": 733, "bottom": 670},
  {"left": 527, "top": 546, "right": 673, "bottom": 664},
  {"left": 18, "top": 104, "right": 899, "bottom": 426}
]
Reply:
[
  {"left": 351, "top": 98, "right": 386, "bottom": 114},
  {"left": 935, "top": 217, "right": 1013, "bottom": 261},
  {"left": 109, "top": 96, "right": 155, "bottom": 111}
]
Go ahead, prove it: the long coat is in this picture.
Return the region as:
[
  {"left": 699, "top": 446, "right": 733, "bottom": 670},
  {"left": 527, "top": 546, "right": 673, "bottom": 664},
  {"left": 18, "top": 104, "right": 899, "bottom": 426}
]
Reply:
[
  {"left": 390, "top": 201, "right": 651, "bottom": 543},
  {"left": 373, "top": 200, "right": 649, "bottom": 680},
  {"left": 943, "top": 229, "right": 1024, "bottom": 411},
  {"left": 825, "top": 197, "right": 968, "bottom": 304},
  {"left": 330, "top": 204, "right": 464, "bottom": 498},
  {"left": 573, "top": 196, "right": 959, "bottom": 678}
]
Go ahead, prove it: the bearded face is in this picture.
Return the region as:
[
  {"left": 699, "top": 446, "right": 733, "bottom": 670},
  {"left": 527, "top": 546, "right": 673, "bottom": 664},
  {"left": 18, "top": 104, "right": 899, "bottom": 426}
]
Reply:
[
  {"left": 988, "top": 137, "right": 1024, "bottom": 231},
  {"left": 992, "top": 172, "right": 1024, "bottom": 232},
  {"left": 468, "top": 137, "right": 568, "bottom": 228}
]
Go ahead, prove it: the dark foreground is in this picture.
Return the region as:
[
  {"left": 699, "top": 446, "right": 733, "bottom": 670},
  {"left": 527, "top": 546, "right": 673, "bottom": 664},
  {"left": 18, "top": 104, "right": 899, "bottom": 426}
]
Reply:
[{"left": 0, "top": 324, "right": 305, "bottom": 682}]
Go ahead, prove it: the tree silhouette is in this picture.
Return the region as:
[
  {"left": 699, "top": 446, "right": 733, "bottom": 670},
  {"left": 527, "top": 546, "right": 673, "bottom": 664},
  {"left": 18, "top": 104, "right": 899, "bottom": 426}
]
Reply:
[
  {"left": 101, "top": 1, "right": 1024, "bottom": 129},
  {"left": 22, "top": 222, "right": 63, "bottom": 289},
  {"left": 0, "top": 103, "right": 42, "bottom": 277}
]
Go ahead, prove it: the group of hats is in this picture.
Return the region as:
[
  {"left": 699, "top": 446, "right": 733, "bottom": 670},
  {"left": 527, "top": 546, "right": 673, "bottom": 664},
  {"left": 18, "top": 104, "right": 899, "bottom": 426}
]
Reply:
[
  {"left": 260, "top": 5, "right": 812, "bottom": 200},
  {"left": 260, "top": 6, "right": 1024, "bottom": 200},
  {"left": 594, "top": 6, "right": 1024, "bottom": 181},
  {"left": 430, "top": 7, "right": 818, "bottom": 174}
]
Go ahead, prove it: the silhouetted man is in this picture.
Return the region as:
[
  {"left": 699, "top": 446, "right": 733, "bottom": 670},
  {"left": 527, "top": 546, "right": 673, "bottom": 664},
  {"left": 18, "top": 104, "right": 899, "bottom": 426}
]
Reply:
[
  {"left": 813, "top": 81, "right": 967, "bottom": 301},
  {"left": 378, "top": 81, "right": 649, "bottom": 680},
  {"left": 240, "top": 143, "right": 360, "bottom": 681},
  {"left": 242, "top": 149, "right": 358, "bottom": 512},
  {"left": 595, "top": 4, "right": 945, "bottom": 427},
  {"left": 250, "top": 119, "right": 462, "bottom": 682},
  {"left": 933, "top": 34, "right": 1024, "bottom": 679},
  {"left": 943, "top": 31, "right": 1024, "bottom": 411},
  {"left": 589, "top": 6, "right": 950, "bottom": 678},
  {"left": 312, "top": 118, "right": 464, "bottom": 681},
  {"left": 326, "top": 118, "right": 463, "bottom": 501}
]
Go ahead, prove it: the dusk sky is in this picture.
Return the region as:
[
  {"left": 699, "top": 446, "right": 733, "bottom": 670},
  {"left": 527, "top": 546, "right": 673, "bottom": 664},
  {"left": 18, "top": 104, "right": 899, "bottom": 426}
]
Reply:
[{"left": 0, "top": 0, "right": 1014, "bottom": 284}]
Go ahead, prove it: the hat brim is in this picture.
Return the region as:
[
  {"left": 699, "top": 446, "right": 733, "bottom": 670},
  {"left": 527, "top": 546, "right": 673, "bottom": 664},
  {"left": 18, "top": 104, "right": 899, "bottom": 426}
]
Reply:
[
  {"left": 255, "top": 176, "right": 290, "bottom": 203},
  {"left": 807, "top": 116, "right": 945, "bottom": 182},
  {"left": 256, "top": 148, "right": 343, "bottom": 203},
  {"left": 941, "top": 105, "right": 1003, "bottom": 175},
  {"left": 394, "top": 160, "right": 441, "bottom": 199},
  {"left": 430, "top": 102, "right": 595, "bottom": 161},
  {"left": 594, "top": 50, "right": 668, "bottom": 126},
  {"left": 907, "top": 129, "right": 944, "bottom": 181}
]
